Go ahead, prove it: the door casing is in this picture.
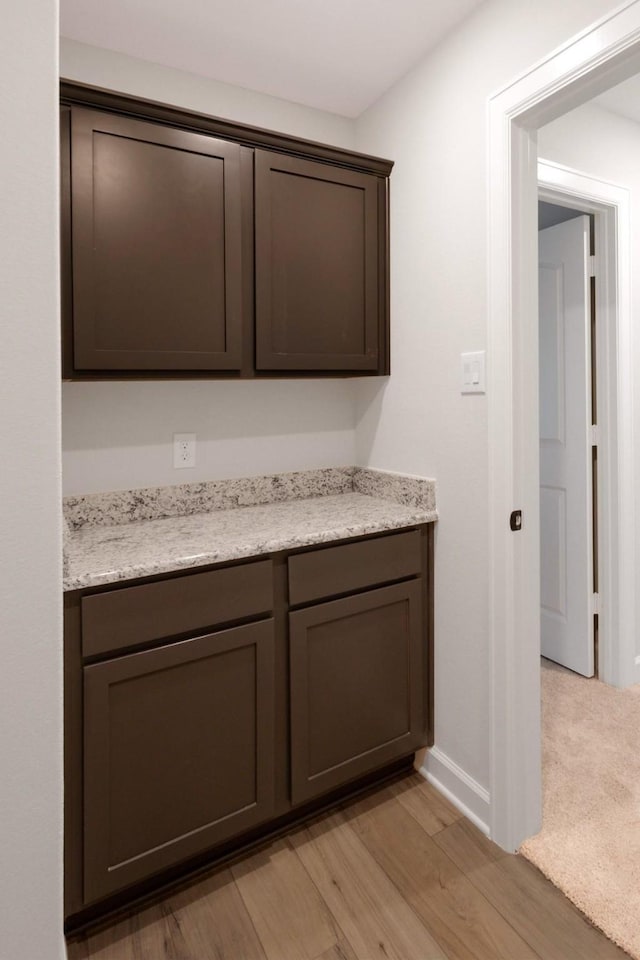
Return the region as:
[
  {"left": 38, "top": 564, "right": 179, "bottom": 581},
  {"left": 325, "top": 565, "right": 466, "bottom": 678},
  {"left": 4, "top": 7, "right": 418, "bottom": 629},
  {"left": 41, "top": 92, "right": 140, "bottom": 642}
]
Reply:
[{"left": 488, "top": 0, "right": 640, "bottom": 852}]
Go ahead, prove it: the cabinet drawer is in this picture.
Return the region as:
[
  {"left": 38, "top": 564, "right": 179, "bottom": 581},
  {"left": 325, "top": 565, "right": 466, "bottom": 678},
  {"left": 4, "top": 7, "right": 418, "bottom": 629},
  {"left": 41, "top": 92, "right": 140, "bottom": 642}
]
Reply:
[
  {"left": 288, "top": 530, "right": 421, "bottom": 605},
  {"left": 81, "top": 560, "right": 273, "bottom": 658}
]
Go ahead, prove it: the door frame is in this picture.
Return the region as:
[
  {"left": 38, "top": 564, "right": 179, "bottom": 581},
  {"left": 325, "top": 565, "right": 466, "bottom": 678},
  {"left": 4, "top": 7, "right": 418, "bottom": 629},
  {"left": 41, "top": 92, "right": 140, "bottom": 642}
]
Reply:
[
  {"left": 488, "top": 1, "right": 640, "bottom": 851},
  {"left": 538, "top": 160, "right": 631, "bottom": 687}
]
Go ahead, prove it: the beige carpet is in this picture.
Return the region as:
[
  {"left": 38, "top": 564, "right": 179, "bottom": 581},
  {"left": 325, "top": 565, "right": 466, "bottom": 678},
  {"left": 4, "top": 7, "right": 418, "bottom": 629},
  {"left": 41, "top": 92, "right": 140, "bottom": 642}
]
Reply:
[{"left": 520, "top": 660, "right": 640, "bottom": 958}]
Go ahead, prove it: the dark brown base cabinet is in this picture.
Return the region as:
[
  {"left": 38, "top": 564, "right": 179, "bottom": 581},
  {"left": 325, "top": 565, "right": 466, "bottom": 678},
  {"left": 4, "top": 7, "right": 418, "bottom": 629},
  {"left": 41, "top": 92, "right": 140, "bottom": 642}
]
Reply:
[
  {"left": 60, "top": 83, "right": 392, "bottom": 380},
  {"left": 64, "top": 527, "right": 433, "bottom": 927}
]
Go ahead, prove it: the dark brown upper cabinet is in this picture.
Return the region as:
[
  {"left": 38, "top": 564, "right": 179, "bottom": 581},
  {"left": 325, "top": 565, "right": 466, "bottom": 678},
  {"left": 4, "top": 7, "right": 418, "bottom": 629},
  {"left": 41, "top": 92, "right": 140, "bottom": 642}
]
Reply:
[
  {"left": 68, "top": 108, "right": 244, "bottom": 372},
  {"left": 60, "top": 83, "right": 392, "bottom": 379},
  {"left": 255, "top": 150, "right": 381, "bottom": 371}
]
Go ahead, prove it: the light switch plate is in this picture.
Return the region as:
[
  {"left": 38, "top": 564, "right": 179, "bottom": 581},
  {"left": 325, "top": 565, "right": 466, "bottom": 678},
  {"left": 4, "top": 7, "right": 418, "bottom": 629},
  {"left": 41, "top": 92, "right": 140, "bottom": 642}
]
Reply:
[{"left": 461, "top": 351, "right": 486, "bottom": 394}]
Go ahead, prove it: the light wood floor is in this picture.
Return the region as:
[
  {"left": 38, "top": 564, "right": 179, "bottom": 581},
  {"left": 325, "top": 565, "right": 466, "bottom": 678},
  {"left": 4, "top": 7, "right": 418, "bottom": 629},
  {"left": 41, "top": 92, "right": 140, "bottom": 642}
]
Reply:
[{"left": 67, "top": 773, "right": 629, "bottom": 960}]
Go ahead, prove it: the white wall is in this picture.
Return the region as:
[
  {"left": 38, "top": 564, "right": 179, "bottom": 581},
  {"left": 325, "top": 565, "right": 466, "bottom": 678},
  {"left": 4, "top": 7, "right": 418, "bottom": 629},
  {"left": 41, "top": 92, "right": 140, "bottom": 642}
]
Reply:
[
  {"left": 61, "top": 37, "right": 355, "bottom": 148},
  {"left": 353, "top": 0, "right": 620, "bottom": 798},
  {"left": 1, "top": 2, "right": 64, "bottom": 959},
  {"left": 60, "top": 38, "right": 358, "bottom": 496},
  {"left": 63, "top": 381, "right": 357, "bottom": 494},
  {"left": 538, "top": 100, "right": 640, "bottom": 679}
]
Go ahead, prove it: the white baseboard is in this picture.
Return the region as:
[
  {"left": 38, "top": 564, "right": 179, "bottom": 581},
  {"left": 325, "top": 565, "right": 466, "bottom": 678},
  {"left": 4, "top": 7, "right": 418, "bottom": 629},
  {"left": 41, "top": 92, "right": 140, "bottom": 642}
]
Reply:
[{"left": 416, "top": 746, "right": 491, "bottom": 836}]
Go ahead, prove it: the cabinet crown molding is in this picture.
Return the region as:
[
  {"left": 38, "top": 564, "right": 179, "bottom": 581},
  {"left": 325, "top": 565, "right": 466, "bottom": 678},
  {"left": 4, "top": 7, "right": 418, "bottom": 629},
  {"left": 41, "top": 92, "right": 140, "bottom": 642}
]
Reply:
[{"left": 60, "top": 80, "right": 394, "bottom": 177}]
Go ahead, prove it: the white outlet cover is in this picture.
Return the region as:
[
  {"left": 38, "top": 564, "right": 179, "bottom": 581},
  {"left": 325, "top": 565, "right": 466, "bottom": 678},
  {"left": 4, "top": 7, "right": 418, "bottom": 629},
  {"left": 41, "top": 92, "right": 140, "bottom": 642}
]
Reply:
[{"left": 173, "top": 432, "right": 196, "bottom": 469}]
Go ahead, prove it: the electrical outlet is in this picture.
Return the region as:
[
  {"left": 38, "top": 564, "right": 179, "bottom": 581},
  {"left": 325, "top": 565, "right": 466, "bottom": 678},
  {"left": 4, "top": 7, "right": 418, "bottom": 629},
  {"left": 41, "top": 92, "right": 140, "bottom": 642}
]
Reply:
[{"left": 173, "top": 433, "right": 196, "bottom": 469}]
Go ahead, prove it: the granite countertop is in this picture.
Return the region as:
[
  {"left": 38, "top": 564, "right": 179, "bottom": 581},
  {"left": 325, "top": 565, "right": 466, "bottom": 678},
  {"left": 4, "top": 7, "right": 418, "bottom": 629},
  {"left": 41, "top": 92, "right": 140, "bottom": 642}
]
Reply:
[{"left": 63, "top": 467, "right": 437, "bottom": 592}]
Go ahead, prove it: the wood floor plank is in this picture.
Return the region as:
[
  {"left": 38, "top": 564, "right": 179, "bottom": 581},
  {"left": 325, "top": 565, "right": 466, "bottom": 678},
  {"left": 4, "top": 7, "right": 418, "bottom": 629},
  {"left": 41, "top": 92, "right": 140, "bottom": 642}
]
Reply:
[
  {"left": 70, "top": 901, "right": 191, "bottom": 960},
  {"left": 469, "top": 855, "right": 629, "bottom": 960},
  {"left": 314, "top": 937, "right": 359, "bottom": 960},
  {"left": 166, "top": 868, "right": 267, "bottom": 960},
  {"left": 346, "top": 788, "right": 541, "bottom": 960},
  {"left": 290, "top": 812, "right": 446, "bottom": 960},
  {"left": 388, "top": 773, "right": 462, "bottom": 835},
  {"left": 67, "top": 776, "right": 631, "bottom": 960},
  {"left": 231, "top": 838, "right": 342, "bottom": 960},
  {"left": 433, "top": 817, "right": 507, "bottom": 875}
]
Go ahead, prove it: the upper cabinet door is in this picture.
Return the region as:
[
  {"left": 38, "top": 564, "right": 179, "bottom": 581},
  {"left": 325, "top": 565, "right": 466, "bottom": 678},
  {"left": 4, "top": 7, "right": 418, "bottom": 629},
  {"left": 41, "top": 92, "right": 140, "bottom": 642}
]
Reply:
[
  {"left": 70, "top": 108, "right": 244, "bottom": 370},
  {"left": 255, "top": 150, "right": 383, "bottom": 372}
]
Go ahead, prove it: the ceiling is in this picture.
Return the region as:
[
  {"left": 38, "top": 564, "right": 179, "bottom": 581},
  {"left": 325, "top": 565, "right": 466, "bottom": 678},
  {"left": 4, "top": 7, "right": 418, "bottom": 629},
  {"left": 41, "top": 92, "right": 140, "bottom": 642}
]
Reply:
[{"left": 59, "top": 0, "right": 484, "bottom": 118}]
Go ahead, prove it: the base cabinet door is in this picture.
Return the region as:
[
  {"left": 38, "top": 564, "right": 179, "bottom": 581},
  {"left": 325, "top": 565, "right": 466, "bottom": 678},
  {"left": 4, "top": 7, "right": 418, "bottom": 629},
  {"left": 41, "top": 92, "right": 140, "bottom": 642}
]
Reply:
[
  {"left": 83, "top": 620, "right": 274, "bottom": 903},
  {"left": 289, "top": 581, "right": 424, "bottom": 804}
]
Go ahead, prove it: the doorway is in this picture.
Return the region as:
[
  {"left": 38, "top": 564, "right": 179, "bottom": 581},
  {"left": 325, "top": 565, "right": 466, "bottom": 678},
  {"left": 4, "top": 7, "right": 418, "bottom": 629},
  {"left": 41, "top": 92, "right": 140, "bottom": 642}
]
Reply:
[
  {"left": 487, "top": 6, "right": 640, "bottom": 852},
  {"left": 538, "top": 201, "right": 596, "bottom": 678},
  {"left": 537, "top": 182, "right": 625, "bottom": 684},
  {"left": 537, "top": 160, "right": 632, "bottom": 691}
]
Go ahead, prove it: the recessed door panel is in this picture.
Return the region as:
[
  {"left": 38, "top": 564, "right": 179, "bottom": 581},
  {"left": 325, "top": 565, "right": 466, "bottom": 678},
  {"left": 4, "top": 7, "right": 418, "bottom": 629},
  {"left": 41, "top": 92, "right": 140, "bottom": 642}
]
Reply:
[
  {"left": 540, "top": 485, "right": 567, "bottom": 618},
  {"left": 539, "top": 263, "right": 566, "bottom": 444}
]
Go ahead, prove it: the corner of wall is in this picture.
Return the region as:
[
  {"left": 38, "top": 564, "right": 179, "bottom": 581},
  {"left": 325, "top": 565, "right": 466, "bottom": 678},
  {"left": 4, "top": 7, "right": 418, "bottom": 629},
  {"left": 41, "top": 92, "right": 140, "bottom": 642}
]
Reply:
[{"left": 416, "top": 747, "right": 491, "bottom": 837}]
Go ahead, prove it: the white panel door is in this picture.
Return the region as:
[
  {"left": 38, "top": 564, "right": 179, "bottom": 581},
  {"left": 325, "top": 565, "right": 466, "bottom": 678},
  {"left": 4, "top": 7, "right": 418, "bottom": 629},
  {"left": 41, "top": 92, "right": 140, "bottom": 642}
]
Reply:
[{"left": 539, "top": 216, "right": 594, "bottom": 677}]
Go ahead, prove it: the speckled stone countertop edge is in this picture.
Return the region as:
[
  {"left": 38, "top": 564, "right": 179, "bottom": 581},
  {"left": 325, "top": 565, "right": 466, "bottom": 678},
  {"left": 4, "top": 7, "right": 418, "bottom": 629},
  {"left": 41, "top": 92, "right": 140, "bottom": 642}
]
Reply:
[
  {"left": 62, "top": 468, "right": 438, "bottom": 593},
  {"left": 63, "top": 504, "right": 438, "bottom": 592}
]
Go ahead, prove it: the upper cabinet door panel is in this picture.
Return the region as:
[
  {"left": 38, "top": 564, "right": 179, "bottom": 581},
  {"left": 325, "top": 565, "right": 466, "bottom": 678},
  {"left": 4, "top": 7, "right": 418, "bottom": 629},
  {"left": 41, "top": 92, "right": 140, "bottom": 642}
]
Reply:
[
  {"left": 71, "top": 109, "right": 243, "bottom": 370},
  {"left": 255, "top": 150, "right": 381, "bottom": 371}
]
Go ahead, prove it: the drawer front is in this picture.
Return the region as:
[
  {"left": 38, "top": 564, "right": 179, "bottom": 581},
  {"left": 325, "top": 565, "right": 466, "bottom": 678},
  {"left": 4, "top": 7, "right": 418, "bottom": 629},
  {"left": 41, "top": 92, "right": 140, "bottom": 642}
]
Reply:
[
  {"left": 288, "top": 530, "right": 421, "bottom": 605},
  {"left": 81, "top": 560, "right": 273, "bottom": 658}
]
